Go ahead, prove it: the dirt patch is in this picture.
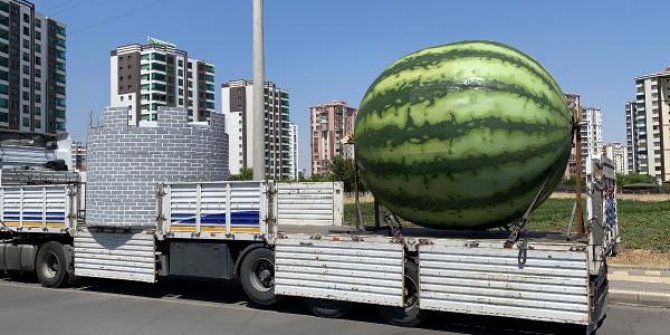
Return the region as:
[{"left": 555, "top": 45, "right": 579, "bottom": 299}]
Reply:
[
  {"left": 344, "top": 195, "right": 374, "bottom": 204},
  {"left": 551, "top": 192, "right": 670, "bottom": 202},
  {"left": 610, "top": 249, "right": 670, "bottom": 269}
]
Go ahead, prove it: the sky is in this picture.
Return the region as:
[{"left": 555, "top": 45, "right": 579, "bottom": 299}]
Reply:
[{"left": 30, "top": 0, "right": 670, "bottom": 174}]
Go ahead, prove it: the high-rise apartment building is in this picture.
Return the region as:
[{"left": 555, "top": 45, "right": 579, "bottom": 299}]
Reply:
[
  {"left": 71, "top": 140, "right": 86, "bottom": 172},
  {"left": 625, "top": 101, "right": 638, "bottom": 173},
  {"left": 626, "top": 68, "right": 670, "bottom": 182},
  {"left": 110, "top": 38, "right": 215, "bottom": 125},
  {"left": 581, "top": 107, "right": 603, "bottom": 171},
  {"left": 603, "top": 142, "right": 628, "bottom": 175},
  {"left": 310, "top": 100, "right": 357, "bottom": 175},
  {"left": 222, "top": 79, "right": 294, "bottom": 179},
  {"left": 287, "top": 123, "right": 299, "bottom": 180},
  {"left": 0, "top": 0, "right": 66, "bottom": 135}
]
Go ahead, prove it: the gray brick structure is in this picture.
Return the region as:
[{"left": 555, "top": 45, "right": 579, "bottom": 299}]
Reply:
[{"left": 86, "top": 107, "right": 228, "bottom": 228}]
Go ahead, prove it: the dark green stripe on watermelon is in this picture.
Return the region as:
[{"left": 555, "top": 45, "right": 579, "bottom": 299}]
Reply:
[
  {"left": 357, "top": 136, "right": 571, "bottom": 176},
  {"left": 356, "top": 114, "right": 566, "bottom": 148},
  {"left": 369, "top": 47, "right": 562, "bottom": 98},
  {"left": 358, "top": 78, "right": 570, "bottom": 126},
  {"left": 367, "top": 157, "right": 560, "bottom": 212}
]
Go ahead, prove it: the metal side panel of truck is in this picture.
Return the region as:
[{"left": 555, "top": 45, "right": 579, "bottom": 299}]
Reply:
[
  {"left": 0, "top": 184, "right": 78, "bottom": 234},
  {"left": 71, "top": 181, "right": 344, "bottom": 283}
]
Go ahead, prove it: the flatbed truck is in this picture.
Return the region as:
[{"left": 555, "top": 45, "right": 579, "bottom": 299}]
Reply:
[{"left": 0, "top": 159, "right": 619, "bottom": 334}]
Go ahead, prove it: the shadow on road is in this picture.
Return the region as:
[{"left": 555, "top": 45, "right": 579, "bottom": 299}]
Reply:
[{"left": 0, "top": 274, "right": 587, "bottom": 335}]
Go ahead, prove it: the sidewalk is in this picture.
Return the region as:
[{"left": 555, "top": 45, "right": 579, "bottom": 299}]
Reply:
[{"left": 609, "top": 266, "right": 670, "bottom": 307}]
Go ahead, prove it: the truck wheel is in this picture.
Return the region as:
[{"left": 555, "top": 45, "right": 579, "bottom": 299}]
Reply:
[
  {"left": 305, "top": 298, "right": 355, "bottom": 318},
  {"left": 376, "top": 260, "right": 421, "bottom": 327},
  {"left": 35, "top": 241, "right": 70, "bottom": 288},
  {"left": 239, "top": 247, "right": 277, "bottom": 306}
]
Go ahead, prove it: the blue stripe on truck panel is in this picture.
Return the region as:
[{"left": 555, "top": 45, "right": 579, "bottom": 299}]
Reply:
[
  {"left": 3, "top": 211, "right": 65, "bottom": 222},
  {"left": 171, "top": 210, "right": 260, "bottom": 226}
]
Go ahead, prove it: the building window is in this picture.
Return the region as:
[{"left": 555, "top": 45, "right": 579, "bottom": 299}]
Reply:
[
  {"left": 120, "top": 96, "right": 124, "bottom": 101},
  {"left": 22, "top": 26, "right": 29, "bottom": 36},
  {"left": 35, "top": 56, "right": 40, "bottom": 65},
  {"left": 35, "top": 94, "right": 40, "bottom": 103},
  {"left": 35, "top": 31, "right": 40, "bottom": 40},
  {"left": 22, "top": 91, "right": 28, "bottom": 100},
  {"left": 35, "top": 119, "right": 41, "bottom": 128},
  {"left": 22, "top": 78, "right": 29, "bottom": 88},
  {"left": 23, "top": 38, "right": 29, "bottom": 49},
  {"left": 22, "top": 52, "right": 28, "bottom": 62},
  {"left": 22, "top": 117, "right": 29, "bottom": 127},
  {"left": 35, "top": 69, "right": 41, "bottom": 78},
  {"left": 35, "top": 44, "right": 40, "bottom": 52},
  {"left": 35, "top": 19, "right": 40, "bottom": 28},
  {"left": 23, "top": 13, "right": 29, "bottom": 23}
]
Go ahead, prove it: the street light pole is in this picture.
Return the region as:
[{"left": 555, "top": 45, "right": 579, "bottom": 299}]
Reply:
[{"left": 252, "top": 0, "right": 265, "bottom": 180}]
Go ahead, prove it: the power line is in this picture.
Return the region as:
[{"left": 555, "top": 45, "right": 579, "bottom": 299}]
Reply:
[
  {"left": 69, "top": 0, "right": 168, "bottom": 37},
  {"left": 43, "top": 0, "right": 78, "bottom": 13},
  {"left": 50, "top": 0, "right": 102, "bottom": 16}
]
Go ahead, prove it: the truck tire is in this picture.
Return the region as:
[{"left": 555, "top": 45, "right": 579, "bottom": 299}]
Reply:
[
  {"left": 376, "top": 260, "right": 421, "bottom": 327},
  {"left": 305, "top": 298, "right": 355, "bottom": 318},
  {"left": 239, "top": 247, "right": 278, "bottom": 306},
  {"left": 35, "top": 241, "right": 70, "bottom": 288}
]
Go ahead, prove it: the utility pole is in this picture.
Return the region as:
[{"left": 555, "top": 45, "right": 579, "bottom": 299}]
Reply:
[{"left": 252, "top": 0, "right": 265, "bottom": 180}]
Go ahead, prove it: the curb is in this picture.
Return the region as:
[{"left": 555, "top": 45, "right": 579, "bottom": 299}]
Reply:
[
  {"left": 609, "top": 289, "right": 670, "bottom": 307},
  {"left": 609, "top": 266, "right": 670, "bottom": 277},
  {"left": 608, "top": 266, "right": 670, "bottom": 307}
]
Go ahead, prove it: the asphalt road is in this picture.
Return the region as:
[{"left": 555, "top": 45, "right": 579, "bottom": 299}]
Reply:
[{"left": 0, "top": 275, "right": 668, "bottom": 335}]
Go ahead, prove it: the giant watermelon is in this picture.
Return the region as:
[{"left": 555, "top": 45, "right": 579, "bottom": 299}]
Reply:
[{"left": 355, "top": 41, "right": 573, "bottom": 230}]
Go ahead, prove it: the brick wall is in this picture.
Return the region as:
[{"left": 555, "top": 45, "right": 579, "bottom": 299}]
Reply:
[{"left": 86, "top": 107, "right": 228, "bottom": 228}]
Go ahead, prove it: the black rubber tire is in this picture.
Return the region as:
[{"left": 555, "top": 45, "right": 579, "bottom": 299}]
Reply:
[
  {"left": 305, "top": 298, "right": 356, "bottom": 318},
  {"left": 239, "top": 247, "right": 278, "bottom": 306},
  {"left": 376, "top": 260, "right": 421, "bottom": 327},
  {"left": 35, "top": 241, "right": 70, "bottom": 288}
]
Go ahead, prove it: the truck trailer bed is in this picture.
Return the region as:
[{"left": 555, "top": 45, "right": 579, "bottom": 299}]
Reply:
[{"left": 274, "top": 224, "right": 606, "bottom": 329}]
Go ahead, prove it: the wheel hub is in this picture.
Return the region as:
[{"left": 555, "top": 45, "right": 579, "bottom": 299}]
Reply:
[
  {"left": 252, "top": 258, "right": 274, "bottom": 291},
  {"left": 43, "top": 251, "right": 60, "bottom": 279}
]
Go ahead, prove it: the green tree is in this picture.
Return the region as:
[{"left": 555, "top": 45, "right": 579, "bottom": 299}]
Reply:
[
  {"left": 229, "top": 167, "right": 253, "bottom": 181},
  {"left": 617, "top": 173, "right": 658, "bottom": 187},
  {"left": 326, "top": 157, "right": 366, "bottom": 193}
]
